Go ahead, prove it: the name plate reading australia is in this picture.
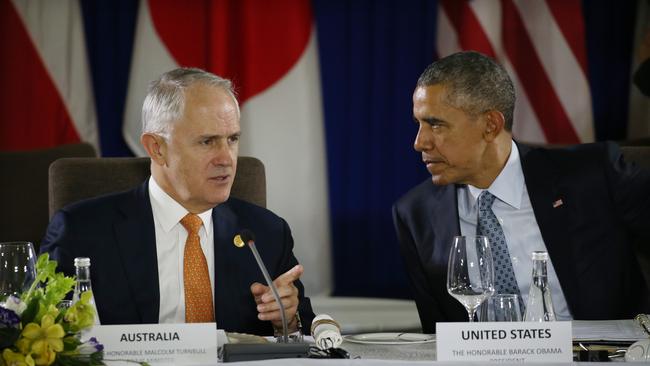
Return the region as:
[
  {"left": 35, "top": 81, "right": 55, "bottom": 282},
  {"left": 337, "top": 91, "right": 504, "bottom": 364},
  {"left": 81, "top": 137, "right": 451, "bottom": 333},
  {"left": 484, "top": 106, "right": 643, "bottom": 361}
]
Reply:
[
  {"left": 87, "top": 323, "right": 217, "bottom": 365},
  {"left": 437, "top": 321, "right": 572, "bottom": 363}
]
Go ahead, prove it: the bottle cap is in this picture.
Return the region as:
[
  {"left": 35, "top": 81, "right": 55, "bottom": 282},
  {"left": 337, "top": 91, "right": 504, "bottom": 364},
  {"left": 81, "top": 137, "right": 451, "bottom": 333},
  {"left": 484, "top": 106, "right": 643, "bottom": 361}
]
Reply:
[
  {"left": 531, "top": 251, "right": 548, "bottom": 260},
  {"left": 74, "top": 257, "right": 91, "bottom": 267}
]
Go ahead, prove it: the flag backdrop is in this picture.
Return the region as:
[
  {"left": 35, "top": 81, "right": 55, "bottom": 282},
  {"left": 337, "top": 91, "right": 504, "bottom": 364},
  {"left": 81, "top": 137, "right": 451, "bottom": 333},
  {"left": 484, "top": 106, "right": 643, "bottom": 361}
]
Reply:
[{"left": 1, "top": 0, "right": 644, "bottom": 298}]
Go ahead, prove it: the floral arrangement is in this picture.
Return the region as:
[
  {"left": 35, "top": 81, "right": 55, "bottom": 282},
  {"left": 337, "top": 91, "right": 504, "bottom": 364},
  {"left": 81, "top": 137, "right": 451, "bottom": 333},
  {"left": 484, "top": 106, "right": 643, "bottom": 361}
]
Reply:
[{"left": 0, "top": 254, "right": 103, "bottom": 366}]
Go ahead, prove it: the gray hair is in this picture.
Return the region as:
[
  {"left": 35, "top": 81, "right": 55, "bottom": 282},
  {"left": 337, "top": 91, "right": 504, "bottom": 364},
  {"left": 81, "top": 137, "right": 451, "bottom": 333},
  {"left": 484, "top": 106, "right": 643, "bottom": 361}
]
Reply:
[
  {"left": 417, "top": 51, "right": 515, "bottom": 131},
  {"left": 142, "top": 67, "right": 239, "bottom": 136}
]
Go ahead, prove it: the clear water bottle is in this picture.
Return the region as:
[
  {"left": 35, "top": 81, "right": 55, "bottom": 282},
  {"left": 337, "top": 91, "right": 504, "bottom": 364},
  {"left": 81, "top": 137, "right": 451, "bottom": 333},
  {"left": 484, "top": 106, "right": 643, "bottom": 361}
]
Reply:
[
  {"left": 523, "top": 251, "right": 556, "bottom": 322},
  {"left": 73, "top": 257, "right": 100, "bottom": 325}
]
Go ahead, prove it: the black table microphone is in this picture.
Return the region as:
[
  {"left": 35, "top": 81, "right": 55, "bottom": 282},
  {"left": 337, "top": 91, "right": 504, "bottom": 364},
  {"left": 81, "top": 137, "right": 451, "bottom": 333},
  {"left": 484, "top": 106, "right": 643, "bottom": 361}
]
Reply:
[{"left": 234, "top": 229, "right": 289, "bottom": 343}]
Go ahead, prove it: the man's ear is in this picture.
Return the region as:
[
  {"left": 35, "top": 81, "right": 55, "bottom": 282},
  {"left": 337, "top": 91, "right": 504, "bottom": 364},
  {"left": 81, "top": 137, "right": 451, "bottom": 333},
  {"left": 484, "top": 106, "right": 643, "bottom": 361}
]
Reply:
[
  {"left": 141, "top": 133, "right": 167, "bottom": 166},
  {"left": 483, "top": 110, "right": 506, "bottom": 142}
]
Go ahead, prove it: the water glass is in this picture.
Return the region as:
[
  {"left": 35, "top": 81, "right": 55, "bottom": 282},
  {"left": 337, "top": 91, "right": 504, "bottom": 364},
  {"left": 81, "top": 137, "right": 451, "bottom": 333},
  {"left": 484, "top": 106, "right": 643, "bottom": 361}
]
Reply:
[
  {"left": 479, "top": 294, "right": 522, "bottom": 322},
  {"left": 447, "top": 235, "right": 495, "bottom": 322},
  {"left": 0, "top": 241, "right": 37, "bottom": 298}
]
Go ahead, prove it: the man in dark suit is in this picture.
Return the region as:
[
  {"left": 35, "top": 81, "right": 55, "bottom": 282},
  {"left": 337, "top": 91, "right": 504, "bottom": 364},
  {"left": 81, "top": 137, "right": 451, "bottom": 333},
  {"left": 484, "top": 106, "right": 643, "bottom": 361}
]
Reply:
[
  {"left": 393, "top": 51, "right": 650, "bottom": 333},
  {"left": 41, "top": 68, "right": 314, "bottom": 335}
]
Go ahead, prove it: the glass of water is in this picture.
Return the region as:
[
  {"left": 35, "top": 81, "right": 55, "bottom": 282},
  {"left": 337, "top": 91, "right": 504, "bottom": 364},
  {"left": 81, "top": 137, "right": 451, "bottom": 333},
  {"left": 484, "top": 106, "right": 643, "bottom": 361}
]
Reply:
[
  {"left": 479, "top": 293, "right": 523, "bottom": 322},
  {"left": 0, "top": 241, "right": 37, "bottom": 298},
  {"left": 447, "top": 236, "right": 495, "bottom": 322}
]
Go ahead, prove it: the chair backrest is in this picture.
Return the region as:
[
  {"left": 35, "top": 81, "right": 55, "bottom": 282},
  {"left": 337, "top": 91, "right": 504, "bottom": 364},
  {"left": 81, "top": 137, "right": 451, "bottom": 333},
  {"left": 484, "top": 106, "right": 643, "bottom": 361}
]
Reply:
[
  {"left": 0, "top": 143, "right": 96, "bottom": 247},
  {"left": 621, "top": 146, "right": 650, "bottom": 169},
  {"left": 618, "top": 137, "right": 650, "bottom": 147},
  {"left": 48, "top": 156, "right": 266, "bottom": 217}
]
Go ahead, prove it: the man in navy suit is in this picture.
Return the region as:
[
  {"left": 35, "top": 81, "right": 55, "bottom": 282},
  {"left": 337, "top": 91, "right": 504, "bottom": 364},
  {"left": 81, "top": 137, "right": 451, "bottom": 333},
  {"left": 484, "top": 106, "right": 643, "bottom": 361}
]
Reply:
[
  {"left": 41, "top": 68, "right": 314, "bottom": 335},
  {"left": 393, "top": 51, "right": 650, "bottom": 333}
]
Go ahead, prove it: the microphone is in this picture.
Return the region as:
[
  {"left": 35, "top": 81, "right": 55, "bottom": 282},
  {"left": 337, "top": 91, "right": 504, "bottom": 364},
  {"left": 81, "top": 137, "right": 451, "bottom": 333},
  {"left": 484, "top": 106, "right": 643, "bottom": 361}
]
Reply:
[
  {"left": 311, "top": 314, "right": 343, "bottom": 350},
  {"left": 234, "top": 229, "right": 289, "bottom": 343}
]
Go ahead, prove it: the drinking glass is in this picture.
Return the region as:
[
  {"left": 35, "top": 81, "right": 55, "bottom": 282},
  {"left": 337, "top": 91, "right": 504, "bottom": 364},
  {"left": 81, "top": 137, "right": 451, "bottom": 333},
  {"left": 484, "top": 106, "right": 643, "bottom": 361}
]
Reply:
[
  {"left": 0, "top": 241, "right": 37, "bottom": 298},
  {"left": 479, "top": 294, "right": 522, "bottom": 322},
  {"left": 447, "top": 235, "right": 495, "bottom": 322}
]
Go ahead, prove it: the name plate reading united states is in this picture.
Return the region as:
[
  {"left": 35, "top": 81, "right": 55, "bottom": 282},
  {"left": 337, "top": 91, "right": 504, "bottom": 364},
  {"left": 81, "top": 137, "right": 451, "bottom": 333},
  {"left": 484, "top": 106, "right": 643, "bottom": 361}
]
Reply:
[
  {"left": 87, "top": 323, "right": 217, "bottom": 365},
  {"left": 436, "top": 321, "right": 572, "bottom": 363}
]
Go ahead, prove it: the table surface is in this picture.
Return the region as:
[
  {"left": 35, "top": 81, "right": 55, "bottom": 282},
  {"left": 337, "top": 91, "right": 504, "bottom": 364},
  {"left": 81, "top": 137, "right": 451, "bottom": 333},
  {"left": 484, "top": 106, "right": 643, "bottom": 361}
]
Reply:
[
  {"left": 310, "top": 296, "right": 421, "bottom": 334},
  {"left": 103, "top": 317, "right": 646, "bottom": 365}
]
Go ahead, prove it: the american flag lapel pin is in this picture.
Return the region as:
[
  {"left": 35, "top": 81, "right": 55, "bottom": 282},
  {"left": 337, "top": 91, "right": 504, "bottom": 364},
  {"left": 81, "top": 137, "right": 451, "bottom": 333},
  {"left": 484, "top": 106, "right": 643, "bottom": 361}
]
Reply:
[{"left": 552, "top": 198, "right": 564, "bottom": 208}]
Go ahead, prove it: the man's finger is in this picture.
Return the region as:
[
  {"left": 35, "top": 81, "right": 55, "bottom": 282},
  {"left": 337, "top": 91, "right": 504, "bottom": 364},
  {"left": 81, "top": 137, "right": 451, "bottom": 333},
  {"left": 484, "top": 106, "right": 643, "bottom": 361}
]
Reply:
[
  {"left": 250, "top": 282, "right": 268, "bottom": 303},
  {"left": 257, "top": 296, "right": 298, "bottom": 313},
  {"left": 260, "top": 283, "right": 298, "bottom": 303},
  {"left": 258, "top": 307, "right": 297, "bottom": 322},
  {"left": 273, "top": 264, "right": 303, "bottom": 287}
]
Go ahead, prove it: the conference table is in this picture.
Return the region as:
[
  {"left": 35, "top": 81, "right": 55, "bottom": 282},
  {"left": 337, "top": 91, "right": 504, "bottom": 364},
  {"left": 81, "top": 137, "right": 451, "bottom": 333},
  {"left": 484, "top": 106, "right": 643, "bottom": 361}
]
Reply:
[
  {"left": 102, "top": 298, "right": 647, "bottom": 365},
  {"left": 215, "top": 319, "right": 642, "bottom": 365},
  {"left": 104, "top": 330, "right": 636, "bottom": 365},
  {"left": 106, "top": 338, "right": 616, "bottom": 365}
]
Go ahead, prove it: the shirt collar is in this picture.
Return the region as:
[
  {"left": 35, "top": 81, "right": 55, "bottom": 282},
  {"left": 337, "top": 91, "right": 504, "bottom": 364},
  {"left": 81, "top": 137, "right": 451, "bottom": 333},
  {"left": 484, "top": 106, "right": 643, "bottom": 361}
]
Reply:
[
  {"left": 467, "top": 140, "right": 524, "bottom": 209},
  {"left": 148, "top": 177, "right": 213, "bottom": 235}
]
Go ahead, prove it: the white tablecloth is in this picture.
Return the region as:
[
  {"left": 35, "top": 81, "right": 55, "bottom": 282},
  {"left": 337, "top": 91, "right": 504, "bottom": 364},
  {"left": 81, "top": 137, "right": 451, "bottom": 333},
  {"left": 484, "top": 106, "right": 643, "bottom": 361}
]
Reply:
[{"left": 310, "top": 296, "right": 421, "bottom": 334}]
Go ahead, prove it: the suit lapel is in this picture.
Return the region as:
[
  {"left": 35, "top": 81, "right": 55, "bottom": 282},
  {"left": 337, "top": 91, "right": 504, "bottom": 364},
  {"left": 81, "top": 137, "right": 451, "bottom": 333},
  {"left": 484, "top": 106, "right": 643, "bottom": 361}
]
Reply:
[
  {"left": 519, "top": 144, "right": 579, "bottom": 310},
  {"left": 429, "top": 183, "right": 461, "bottom": 265},
  {"left": 113, "top": 180, "right": 160, "bottom": 323},
  {"left": 212, "top": 202, "right": 244, "bottom": 329}
]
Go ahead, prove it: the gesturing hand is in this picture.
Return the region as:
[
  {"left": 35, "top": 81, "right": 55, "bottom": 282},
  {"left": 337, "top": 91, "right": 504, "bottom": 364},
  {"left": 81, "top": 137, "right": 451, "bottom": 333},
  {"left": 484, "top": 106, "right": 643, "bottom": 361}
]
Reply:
[{"left": 250, "top": 264, "right": 303, "bottom": 332}]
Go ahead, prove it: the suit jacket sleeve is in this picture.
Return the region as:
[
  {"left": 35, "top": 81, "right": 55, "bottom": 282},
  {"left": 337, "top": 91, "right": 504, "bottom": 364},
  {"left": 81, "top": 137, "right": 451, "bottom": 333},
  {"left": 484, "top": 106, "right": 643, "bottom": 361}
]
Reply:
[
  {"left": 40, "top": 210, "right": 77, "bottom": 278},
  {"left": 605, "top": 142, "right": 650, "bottom": 238},
  {"left": 276, "top": 217, "right": 315, "bottom": 334},
  {"left": 392, "top": 204, "right": 445, "bottom": 334}
]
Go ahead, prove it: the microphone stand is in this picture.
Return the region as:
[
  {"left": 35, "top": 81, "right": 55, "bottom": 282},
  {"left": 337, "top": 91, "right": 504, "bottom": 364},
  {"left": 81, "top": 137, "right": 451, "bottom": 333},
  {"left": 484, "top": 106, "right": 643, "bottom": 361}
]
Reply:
[
  {"left": 234, "top": 233, "right": 289, "bottom": 343},
  {"left": 224, "top": 231, "right": 311, "bottom": 362}
]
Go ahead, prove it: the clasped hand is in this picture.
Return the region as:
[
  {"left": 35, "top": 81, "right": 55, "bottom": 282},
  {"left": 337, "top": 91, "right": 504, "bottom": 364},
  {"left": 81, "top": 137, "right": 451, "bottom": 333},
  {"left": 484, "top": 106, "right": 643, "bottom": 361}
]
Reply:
[{"left": 250, "top": 264, "right": 303, "bottom": 332}]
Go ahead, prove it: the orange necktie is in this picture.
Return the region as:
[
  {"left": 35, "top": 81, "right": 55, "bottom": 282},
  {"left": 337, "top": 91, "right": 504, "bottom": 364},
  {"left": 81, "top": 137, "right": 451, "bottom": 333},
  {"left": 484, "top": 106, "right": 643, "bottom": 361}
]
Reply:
[{"left": 180, "top": 213, "right": 215, "bottom": 322}]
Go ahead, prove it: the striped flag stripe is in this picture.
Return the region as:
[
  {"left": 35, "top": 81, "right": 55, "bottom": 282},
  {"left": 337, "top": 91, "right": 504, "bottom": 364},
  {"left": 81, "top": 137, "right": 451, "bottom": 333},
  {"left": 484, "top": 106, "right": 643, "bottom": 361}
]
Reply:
[
  {"left": 437, "top": 0, "right": 594, "bottom": 144},
  {"left": 511, "top": 0, "right": 593, "bottom": 143},
  {"left": 501, "top": 0, "right": 580, "bottom": 143},
  {"left": 11, "top": 0, "right": 98, "bottom": 150},
  {"left": 435, "top": 6, "right": 462, "bottom": 57},
  {"left": 467, "top": 1, "right": 548, "bottom": 143},
  {"left": 545, "top": 0, "right": 589, "bottom": 74},
  {"left": 439, "top": 1, "right": 548, "bottom": 143},
  {"left": 0, "top": 0, "right": 79, "bottom": 149},
  {"left": 441, "top": 0, "right": 496, "bottom": 58}
]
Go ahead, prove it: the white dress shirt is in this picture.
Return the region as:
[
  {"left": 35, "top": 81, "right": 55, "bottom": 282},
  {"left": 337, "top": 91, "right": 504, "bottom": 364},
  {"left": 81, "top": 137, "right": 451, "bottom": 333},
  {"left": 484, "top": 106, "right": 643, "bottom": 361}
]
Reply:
[
  {"left": 148, "top": 177, "right": 215, "bottom": 323},
  {"left": 457, "top": 140, "right": 572, "bottom": 320}
]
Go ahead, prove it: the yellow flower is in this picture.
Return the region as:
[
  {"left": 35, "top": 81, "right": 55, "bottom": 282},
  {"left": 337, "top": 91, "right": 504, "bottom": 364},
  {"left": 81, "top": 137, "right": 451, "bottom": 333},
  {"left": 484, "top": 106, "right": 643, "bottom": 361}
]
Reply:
[
  {"left": 28, "top": 346, "right": 54, "bottom": 366},
  {"left": 2, "top": 349, "right": 35, "bottom": 366},
  {"left": 64, "top": 292, "right": 95, "bottom": 331},
  {"left": 20, "top": 315, "right": 64, "bottom": 366}
]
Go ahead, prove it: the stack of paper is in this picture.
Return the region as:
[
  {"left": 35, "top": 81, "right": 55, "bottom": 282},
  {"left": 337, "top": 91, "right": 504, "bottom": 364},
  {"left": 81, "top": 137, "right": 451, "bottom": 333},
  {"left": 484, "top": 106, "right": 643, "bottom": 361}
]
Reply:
[{"left": 573, "top": 319, "right": 649, "bottom": 342}]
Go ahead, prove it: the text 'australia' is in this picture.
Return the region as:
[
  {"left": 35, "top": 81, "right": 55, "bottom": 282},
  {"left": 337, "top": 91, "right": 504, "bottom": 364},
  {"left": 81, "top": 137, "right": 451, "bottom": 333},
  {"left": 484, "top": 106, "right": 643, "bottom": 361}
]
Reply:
[{"left": 120, "top": 332, "right": 181, "bottom": 342}]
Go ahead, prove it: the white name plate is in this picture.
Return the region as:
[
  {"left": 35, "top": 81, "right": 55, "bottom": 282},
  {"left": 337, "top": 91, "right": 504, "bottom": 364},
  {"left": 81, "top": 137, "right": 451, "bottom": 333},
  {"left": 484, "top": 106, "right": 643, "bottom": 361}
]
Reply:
[
  {"left": 437, "top": 321, "right": 572, "bottom": 363},
  {"left": 87, "top": 323, "right": 217, "bottom": 365}
]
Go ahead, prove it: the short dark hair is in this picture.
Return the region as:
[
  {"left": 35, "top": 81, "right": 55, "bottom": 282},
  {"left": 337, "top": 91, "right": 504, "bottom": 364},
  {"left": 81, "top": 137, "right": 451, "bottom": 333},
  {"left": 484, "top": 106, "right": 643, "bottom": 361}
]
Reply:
[{"left": 417, "top": 51, "right": 515, "bottom": 131}]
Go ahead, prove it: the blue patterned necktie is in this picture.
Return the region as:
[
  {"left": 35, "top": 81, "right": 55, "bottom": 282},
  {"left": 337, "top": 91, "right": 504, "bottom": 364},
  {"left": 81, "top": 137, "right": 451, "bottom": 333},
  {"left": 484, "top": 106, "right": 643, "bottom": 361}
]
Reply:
[{"left": 476, "top": 191, "right": 521, "bottom": 297}]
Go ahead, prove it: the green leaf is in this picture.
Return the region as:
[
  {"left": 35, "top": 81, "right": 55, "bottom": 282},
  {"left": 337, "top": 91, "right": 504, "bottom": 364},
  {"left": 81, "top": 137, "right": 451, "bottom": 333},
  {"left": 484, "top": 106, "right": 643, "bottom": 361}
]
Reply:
[
  {"left": 63, "top": 336, "right": 81, "bottom": 352},
  {"left": 35, "top": 254, "right": 57, "bottom": 287},
  {"left": 54, "top": 352, "right": 107, "bottom": 366},
  {"left": 20, "top": 296, "right": 40, "bottom": 326},
  {"left": 43, "top": 272, "right": 75, "bottom": 307}
]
